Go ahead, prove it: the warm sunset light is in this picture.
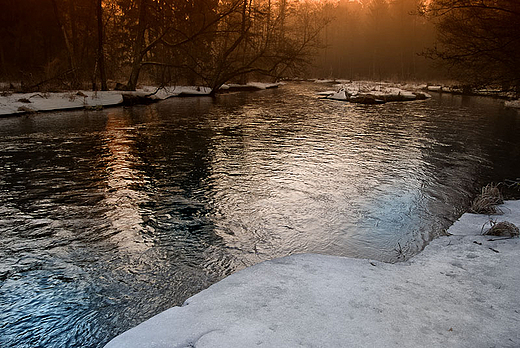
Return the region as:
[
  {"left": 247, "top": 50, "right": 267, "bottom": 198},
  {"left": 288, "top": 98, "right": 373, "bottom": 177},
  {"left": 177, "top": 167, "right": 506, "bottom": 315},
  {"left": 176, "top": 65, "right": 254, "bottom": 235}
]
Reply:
[
  {"left": 1, "top": 0, "right": 518, "bottom": 91},
  {"left": 1, "top": 0, "right": 519, "bottom": 347}
]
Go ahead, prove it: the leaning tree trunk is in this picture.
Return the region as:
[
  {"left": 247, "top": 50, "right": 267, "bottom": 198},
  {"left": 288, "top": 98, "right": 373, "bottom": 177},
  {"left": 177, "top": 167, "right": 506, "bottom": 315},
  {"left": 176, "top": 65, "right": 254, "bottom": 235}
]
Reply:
[
  {"left": 51, "top": 0, "right": 78, "bottom": 87},
  {"left": 126, "top": 0, "right": 148, "bottom": 91},
  {"left": 97, "top": 0, "right": 108, "bottom": 91}
]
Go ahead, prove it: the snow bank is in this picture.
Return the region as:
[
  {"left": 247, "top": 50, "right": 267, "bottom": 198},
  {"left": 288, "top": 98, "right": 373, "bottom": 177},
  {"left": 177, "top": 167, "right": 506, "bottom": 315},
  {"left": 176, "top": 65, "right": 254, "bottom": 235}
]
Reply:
[
  {"left": 426, "top": 85, "right": 518, "bottom": 99},
  {"left": 449, "top": 200, "right": 520, "bottom": 236},
  {"left": 0, "top": 86, "right": 212, "bottom": 117},
  {"left": 427, "top": 85, "right": 443, "bottom": 92},
  {"left": 220, "top": 82, "right": 281, "bottom": 91},
  {"left": 140, "top": 86, "right": 212, "bottom": 97},
  {"left": 319, "top": 81, "right": 431, "bottom": 104},
  {"left": 0, "top": 90, "right": 123, "bottom": 116},
  {"left": 505, "top": 99, "right": 520, "bottom": 109},
  {"left": 104, "top": 200, "right": 520, "bottom": 348}
]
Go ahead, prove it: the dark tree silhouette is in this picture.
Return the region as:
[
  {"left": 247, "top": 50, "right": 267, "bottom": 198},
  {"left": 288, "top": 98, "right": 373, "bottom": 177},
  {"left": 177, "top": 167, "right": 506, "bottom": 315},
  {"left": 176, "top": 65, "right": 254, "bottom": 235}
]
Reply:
[
  {"left": 96, "top": 0, "right": 108, "bottom": 91},
  {"left": 423, "top": 0, "right": 520, "bottom": 93},
  {"left": 0, "top": 0, "right": 328, "bottom": 91}
]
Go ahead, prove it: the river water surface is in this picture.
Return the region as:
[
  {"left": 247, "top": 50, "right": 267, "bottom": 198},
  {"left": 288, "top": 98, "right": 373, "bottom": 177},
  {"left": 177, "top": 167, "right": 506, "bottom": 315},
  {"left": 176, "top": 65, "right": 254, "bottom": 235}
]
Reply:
[{"left": 1, "top": 82, "right": 519, "bottom": 347}]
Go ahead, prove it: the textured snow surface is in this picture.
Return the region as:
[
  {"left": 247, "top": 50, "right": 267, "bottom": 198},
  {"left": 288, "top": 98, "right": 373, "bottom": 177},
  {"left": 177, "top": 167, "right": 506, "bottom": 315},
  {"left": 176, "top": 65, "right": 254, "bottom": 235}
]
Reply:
[
  {"left": 0, "top": 86, "right": 211, "bottom": 116},
  {"left": 318, "top": 81, "right": 430, "bottom": 102},
  {"left": 505, "top": 99, "right": 520, "bottom": 109},
  {"left": 449, "top": 200, "right": 520, "bottom": 236},
  {"left": 105, "top": 201, "right": 520, "bottom": 348}
]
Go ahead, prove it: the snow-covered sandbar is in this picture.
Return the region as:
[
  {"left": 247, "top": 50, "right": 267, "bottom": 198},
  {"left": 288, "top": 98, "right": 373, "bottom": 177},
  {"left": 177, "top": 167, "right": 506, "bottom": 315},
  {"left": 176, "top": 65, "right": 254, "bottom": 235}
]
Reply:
[
  {"left": 104, "top": 201, "right": 520, "bottom": 348},
  {"left": 318, "top": 81, "right": 431, "bottom": 104}
]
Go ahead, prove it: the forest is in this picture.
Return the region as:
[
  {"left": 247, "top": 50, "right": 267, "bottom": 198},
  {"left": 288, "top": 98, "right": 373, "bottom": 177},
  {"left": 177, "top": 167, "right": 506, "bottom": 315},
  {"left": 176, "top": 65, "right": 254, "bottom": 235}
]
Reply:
[{"left": 0, "top": 0, "right": 518, "bottom": 94}]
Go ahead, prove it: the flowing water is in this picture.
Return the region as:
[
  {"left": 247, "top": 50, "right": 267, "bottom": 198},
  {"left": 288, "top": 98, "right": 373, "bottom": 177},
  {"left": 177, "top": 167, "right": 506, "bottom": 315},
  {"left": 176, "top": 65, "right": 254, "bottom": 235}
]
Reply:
[{"left": 1, "top": 82, "right": 519, "bottom": 347}]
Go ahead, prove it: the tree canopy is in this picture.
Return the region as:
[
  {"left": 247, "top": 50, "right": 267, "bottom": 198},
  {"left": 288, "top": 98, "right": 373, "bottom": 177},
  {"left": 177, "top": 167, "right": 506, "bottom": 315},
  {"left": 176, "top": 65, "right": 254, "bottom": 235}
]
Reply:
[
  {"left": 3, "top": 0, "right": 517, "bottom": 91},
  {"left": 423, "top": 0, "right": 520, "bottom": 92},
  {"left": 0, "top": 0, "right": 327, "bottom": 92}
]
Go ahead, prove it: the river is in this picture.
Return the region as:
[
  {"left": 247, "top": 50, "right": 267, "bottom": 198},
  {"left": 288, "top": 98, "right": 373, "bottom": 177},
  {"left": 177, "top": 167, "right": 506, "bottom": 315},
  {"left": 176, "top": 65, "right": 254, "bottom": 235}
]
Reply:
[{"left": 1, "top": 82, "right": 519, "bottom": 347}]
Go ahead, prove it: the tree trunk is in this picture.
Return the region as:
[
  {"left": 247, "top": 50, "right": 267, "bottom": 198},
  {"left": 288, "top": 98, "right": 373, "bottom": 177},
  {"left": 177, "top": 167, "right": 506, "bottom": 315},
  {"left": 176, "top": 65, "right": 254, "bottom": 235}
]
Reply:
[
  {"left": 68, "top": 0, "right": 78, "bottom": 69},
  {"left": 127, "top": 0, "right": 147, "bottom": 91},
  {"left": 238, "top": 0, "right": 248, "bottom": 85},
  {"left": 97, "top": 0, "right": 108, "bottom": 90},
  {"left": 51, "top": 0, "right": 78, "bottom": 86}
]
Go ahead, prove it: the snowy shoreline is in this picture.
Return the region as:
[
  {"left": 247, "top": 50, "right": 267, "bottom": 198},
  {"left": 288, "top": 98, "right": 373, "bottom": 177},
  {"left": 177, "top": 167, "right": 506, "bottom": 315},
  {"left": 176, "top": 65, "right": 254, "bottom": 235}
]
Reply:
[
  {"left": 0, "top": 83, "right": 281, "bottom": 117},
  {"left": 104, "top": 200, "right": 520, "bottom": 348},
  {"left": 0, "top": 86, "right": 206, "bottom": 117},
  {"left": 2, "top": 81, "right": 517, "bottom": 116}
]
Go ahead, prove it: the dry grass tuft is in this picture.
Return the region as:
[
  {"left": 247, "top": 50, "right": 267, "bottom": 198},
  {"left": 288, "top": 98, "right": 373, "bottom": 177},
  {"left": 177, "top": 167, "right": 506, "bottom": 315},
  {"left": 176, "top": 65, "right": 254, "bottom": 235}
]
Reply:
[
  {"left": 469, "top": 183, "right": 503, "bottom": 214},
  {"left": 484, "top": 221, "right": 520, "bottom": 238}
]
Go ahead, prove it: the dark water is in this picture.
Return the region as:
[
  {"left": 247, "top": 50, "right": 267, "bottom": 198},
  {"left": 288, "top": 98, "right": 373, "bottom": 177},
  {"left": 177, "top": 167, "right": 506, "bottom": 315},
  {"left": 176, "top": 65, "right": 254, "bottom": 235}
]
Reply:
[{"left": 0, "top": 83, "right": 519, "bottom": 347}]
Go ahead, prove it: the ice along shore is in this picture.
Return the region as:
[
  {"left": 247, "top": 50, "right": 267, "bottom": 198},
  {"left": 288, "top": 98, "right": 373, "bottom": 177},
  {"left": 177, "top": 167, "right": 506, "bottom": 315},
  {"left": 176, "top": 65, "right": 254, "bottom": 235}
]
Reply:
[{"left": 104, "top": 200, "right": 520, "bottom": 348}]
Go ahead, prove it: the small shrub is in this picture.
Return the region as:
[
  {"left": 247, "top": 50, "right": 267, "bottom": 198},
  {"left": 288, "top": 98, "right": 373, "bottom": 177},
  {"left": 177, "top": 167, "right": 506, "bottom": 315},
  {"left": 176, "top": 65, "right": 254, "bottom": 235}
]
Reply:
[
  {"left": 17, "top": 106, "right": 35, "bottom": 113},
  {"left": 469, "top": 183, "right": 503, "bottom": 214},
  {"left": 484, "top": 221, "right": 519, "bottom": 238}
]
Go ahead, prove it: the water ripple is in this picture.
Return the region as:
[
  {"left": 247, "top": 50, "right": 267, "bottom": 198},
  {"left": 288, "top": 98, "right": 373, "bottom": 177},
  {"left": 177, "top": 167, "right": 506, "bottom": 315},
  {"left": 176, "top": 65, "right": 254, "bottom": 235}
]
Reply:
[{"left": 0, "top": 84, "right": 519, "bottom": 347}]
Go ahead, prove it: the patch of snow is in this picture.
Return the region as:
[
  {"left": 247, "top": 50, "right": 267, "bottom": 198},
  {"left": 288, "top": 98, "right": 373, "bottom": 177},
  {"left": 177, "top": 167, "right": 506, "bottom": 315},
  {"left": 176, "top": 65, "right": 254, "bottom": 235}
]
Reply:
[
  {"left": 247, "top": 82, "right": 281, "bottom": 90},
  {"left": 319, "top": 81, "right": 430, "bottom": 103},
  {"left": 141, "top": 86, "right": 212, "bottom": 97},
  {"left": 104, "top": 201, "right": 520, "bottom": 348},
  {"left": 505, "top": 99, "right": 520, "bottom": 109},
  {"left": 316, "top": 91, "right": 335, "bottom": 96},
  {"left": 0, "top": 86, "right": 214, "bottom": 116},
  {"left": 427, "top": 85, "right": 442, "bottom": 91},
  {"left": 0, "top": 91, "right": 124, "bottom": 116},
  {"left": 221, "top": 82, "right": 281, "bottom": 90},
  {"left": 313, "top": 79, "right": 337, "bottom": 84},
  {"left": 320, "top": 89, "right": 350, "bottom": 101},
  {"left": 448, "top": 200, "right": 520, "bottom": 236}
]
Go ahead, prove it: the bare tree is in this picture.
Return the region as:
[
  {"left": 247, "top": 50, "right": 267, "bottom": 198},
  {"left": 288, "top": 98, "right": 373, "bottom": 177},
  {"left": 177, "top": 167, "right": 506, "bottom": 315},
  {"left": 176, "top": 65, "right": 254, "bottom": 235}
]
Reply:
[
  {"left": 96, "top": 0, "right": 108, "bottom": 90},
  {"left": 1, "top": 0, "right": 328, "bottom": 91},
  {"left": 175, "top": 0, "right": 328, "bottom": 93},
  {"left": 51, "top": 0, "right": 79, "bottom": 86},
  {"left": 422, "top": 0, "right": 520, "bottom": 92}
]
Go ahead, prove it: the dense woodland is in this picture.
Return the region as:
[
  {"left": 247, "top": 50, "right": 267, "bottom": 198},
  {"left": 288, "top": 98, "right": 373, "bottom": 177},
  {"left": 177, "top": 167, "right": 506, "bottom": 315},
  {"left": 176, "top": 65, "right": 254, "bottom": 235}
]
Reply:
[
  {"left": 0, "top": 0, "right": 518, "bottom": 94},
  {"left": 423, "top": 0, "right": 520, "bottom": 92}
]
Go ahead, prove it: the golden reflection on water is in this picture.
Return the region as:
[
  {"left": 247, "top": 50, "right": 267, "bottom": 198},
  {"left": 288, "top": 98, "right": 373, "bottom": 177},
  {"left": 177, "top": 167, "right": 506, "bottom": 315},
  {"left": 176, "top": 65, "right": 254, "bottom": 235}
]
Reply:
[
  {"left": 202, "top": 91, "right": 495, "bottom": 263},
  {"left": 100, "top": 110, "right": 151, "bottom": 252},
  {"left": 1, "top": 84, "right": 519, "bottom": 348}
]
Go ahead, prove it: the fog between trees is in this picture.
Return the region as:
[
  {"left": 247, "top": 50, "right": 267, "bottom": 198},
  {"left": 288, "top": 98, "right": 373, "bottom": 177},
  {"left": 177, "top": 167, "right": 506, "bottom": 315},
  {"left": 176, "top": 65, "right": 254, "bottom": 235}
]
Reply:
[{"left": 314, "top": 0, "right": 437, "bottom": 81}]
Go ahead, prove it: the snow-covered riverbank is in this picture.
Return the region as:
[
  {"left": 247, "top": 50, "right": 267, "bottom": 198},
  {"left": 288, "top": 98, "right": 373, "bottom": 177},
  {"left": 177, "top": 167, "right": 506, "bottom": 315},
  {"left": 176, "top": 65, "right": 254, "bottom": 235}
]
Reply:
[
  {"left": 315, "top": 80, "right": 520, "bottom": 107},
  {"left": 0, "top": 83, "right": 281, "bottom": 117},
  {"left": 104, "top": 200, "right": 520, "bottom": 348},
  {"left": 0, "top": 86, "right": 211, "bottom": 116}
]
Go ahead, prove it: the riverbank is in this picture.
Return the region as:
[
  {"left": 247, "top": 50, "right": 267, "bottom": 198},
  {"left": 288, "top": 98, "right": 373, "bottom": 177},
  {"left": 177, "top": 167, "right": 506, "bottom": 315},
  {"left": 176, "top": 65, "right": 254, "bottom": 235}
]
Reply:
[
  {"left": 0, "top": 86, "right": 206, "bottom": 117},
  {"left": 0, "top": 83, "right": 280, "bottom": 117},
  {"left": 104, "top": 200, "right": 520, "bottom": 348}
]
